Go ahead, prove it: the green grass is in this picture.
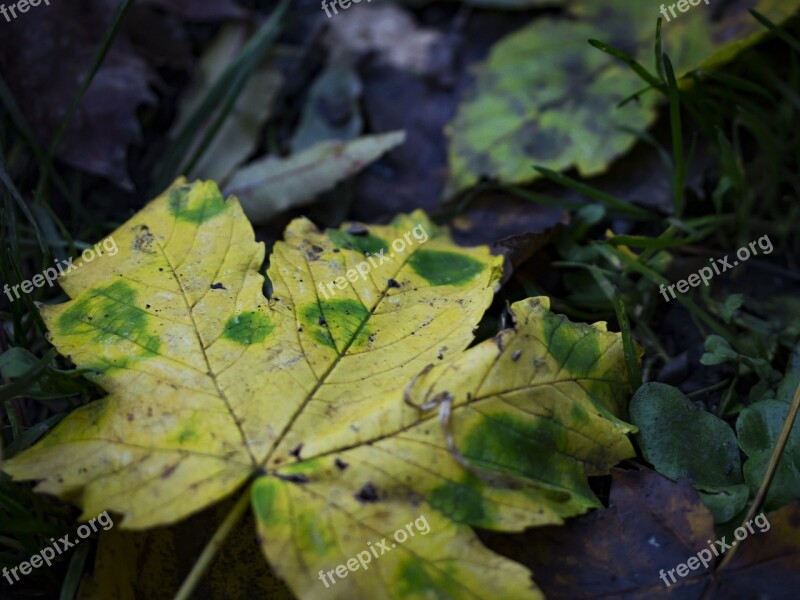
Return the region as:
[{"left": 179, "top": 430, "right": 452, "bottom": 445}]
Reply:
[{"left": 491, "top": 11, "right": 800, "bottom": 388}]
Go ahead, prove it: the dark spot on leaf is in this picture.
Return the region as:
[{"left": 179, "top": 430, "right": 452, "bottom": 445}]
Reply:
[
  {"left": 133, "top": 226, "right": 156, "bottom": 254},
  {"left": 355, "top": 483, "right": 379, "bottom": 503},
  {"left": 512, "top": 350, "right": 522, "bottom": 361},
  {"left": 161, "top": 464, "right": 178, "bottom": 479},
  {"left": 311, "top": 245, "right": 323, "bottom": 253},
  {"left": 335, "top": 458, "right": 349, "bottom": 470},
  {"left": 276, "top": 473, "right": 309, "bottom": 484},
  {"left": 211, "top": 282, "right": 226, "bottom": 290},
  {"left": 519, "top": 123, "right": 571, "bottom": 162},
  {"left": 290, "top": 444, "right": 303, "bottom": 460},
  {"left": 127, "top": 413, "right": 134, "bottom": 422},
  {"left": 387, "top": 278, "right": 400, "bottom": 288}
]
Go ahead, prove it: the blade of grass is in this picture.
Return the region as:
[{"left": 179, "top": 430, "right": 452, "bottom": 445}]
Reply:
[
  {"left": 662, "top": 54, "right": 686, "bottom": 217},
  {"left": 151, "top": 0, "right": 290, "bottom": 195},
  {"left": 617, "top": 83, "right": 659, "bottom": 108},
  {"left": 597, "top": 244, "right": 739, "bottom": 348},
  {"left": 693, "top": 70, "right": 774, "bottom": 101},
  {"left": 750, "top": 9, "right": 800, "bottom": 54},
  {"left": 655, "top": 17, "right": 665, "bottom": 82},
  {"left": 38, "top": 0, "right": 135, "bottom": 197},
  {"left": 533, "top": 167, "right": 654, "bottom": 219},
  {"left": 0, "top": 348, "right": 58, "bottom": 403},
  {"left": 588, "top": 39, "right": 663, "bottom": 89},
  {"left": 0, "top": 75, "right": 71, "bottom": 199},
  {"left": 0, "top": 147, "right": 47, "bottom": 258},
  {"left": 618, "top": 125, "right": 673, "bottom": 173},
  {"left": 557, "top": 261, "right": 643, "bottom": 391},
  {"left": 4, "top": 414, "right": 65, "bottom": 458},
  {"left": 500, "top": 184, "right": 585, "bottom": 210},
  {"left": 59, "top": 541, "right": 90, "bottom": 600},
  {"left": 603, "top": 233, "right": 703, "bottom": 250}
]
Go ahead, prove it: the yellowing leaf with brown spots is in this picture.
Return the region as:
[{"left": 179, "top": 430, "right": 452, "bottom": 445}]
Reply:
[
  {"left": 3, "top": 179, "right": 636, "bottom": 599},
  {"left": 446, "top": 0, "right": 800, "bottom": 196}
]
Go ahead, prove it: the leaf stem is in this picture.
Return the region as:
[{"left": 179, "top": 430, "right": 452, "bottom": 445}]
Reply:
[
  {"left": 173, "top": 487, "right": 252, "bottom": 600},
  {"left": 716, "top": 381, "right": 800, "bottom": 571}
]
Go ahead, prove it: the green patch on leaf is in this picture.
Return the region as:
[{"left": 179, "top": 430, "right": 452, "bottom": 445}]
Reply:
[
  {"left": 398, "top": 557, "right": 462, "bottom": 599},
  {"left": 327, "top": 230, "right": 389, "bottom": 256},
  {"left": 58, "top": 280, "right": 161, "bottom": 359},
  {"left": 251, "top": 478, "right": 280, "bottom": 526},
  {"left": 222, "top": 311, "right": 274, "bottom": 346},
  {"left": 177, "top": 427, "right": 198, "bottom": 444},
  {"left": 429, "top": 474, "right": 489, "bottom": 526},
  {"left": 542, "top": 313, "right": 602, "bottom": 379},
  {"left": 408, "top": 250, "right": 485, "bottom": 286},
  {"left": 300, "top": 299, "right": 370, "bottom": 351},
  {"left": 168, "top": 182, "right": 228, "bottom": 223},
  {"left": 462, "top": 412, "right": 591, "bottom": 500}
]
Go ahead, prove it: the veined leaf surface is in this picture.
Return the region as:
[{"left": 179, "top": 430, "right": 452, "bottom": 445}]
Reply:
[{"left": 4, "top": 179, "right": 636, "bottom": 599}]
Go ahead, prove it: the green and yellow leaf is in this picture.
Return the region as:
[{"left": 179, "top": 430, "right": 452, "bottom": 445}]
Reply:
[
  {"left": 4, "top": 179, "right": 637, "bottom": 599},
  {"left": 445, "top": 0, "right": 800, "bottom": 196}
]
